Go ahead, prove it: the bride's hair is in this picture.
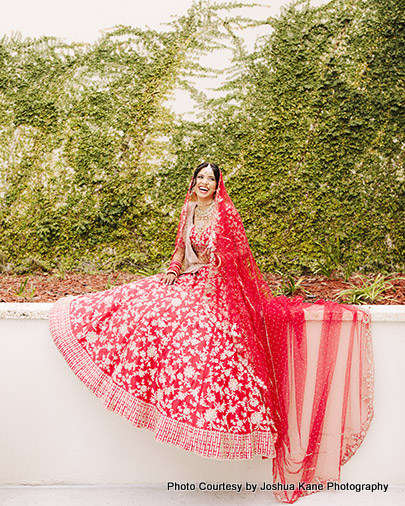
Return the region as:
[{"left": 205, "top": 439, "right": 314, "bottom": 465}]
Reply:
[{"left": 191, "top": 162, "right": 220, "bottom": 189}]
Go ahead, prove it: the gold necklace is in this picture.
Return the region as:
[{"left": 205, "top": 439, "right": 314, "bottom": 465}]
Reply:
[
  {"left": 194, "top": 202, "right": 214, "bottom": 238},
  {"left": 195, "top": 201, "right": 214, "bottom": 216}
]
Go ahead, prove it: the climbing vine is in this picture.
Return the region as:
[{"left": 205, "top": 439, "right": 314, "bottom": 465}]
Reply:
[{"left": 0, "top": 0, "right": 403, "bottom": 275}]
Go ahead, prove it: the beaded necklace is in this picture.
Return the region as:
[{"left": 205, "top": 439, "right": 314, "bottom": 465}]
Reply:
[{"left": 194, "top": 201, "right": 214, "bottom": 238}]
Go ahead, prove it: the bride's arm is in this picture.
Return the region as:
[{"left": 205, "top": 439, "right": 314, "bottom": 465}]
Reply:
[{"left": 162, "top": 245, "right": 185, "bottom": 285}]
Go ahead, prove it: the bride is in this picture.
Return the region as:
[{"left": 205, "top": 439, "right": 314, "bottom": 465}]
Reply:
[{"left": 49, "top": 162, "right": 374, "bottom": 503}]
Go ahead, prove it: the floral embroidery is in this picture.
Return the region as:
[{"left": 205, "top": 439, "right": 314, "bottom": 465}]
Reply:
[{"left": 64, "top": 259, "right": 276, "bottom": 441}]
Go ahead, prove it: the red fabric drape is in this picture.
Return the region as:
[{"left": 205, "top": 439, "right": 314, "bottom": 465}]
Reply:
[{"left": 172, "top": 172, "right": 374, "bottom": 503}]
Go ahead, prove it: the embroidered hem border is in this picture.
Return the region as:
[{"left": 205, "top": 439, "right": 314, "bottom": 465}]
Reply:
[{"left": 49, "top": 296, "right": 277, "bottom": 461}]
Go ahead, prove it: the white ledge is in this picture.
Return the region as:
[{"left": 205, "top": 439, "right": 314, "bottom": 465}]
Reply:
[
  {"left": 1, "top": 302, "right": 404, "bottom": 487},
  {"left": 0, "top": 302, "right": 404, "bottom": 321},
  {"left": 0, "top": 303, "right": 54, "bottom": 319}
]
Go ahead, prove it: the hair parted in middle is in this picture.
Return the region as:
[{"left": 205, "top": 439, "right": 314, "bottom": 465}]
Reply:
[{"left": 191, "top": 162, "right": 220, "bottom": 191}]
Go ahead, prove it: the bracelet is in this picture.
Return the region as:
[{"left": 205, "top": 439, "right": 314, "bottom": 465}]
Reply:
[
  {"left": 212, "top": 253, "right": 222, "bottom": 268},
  {"left": 167, "top": 261, "right": 181, "bottom": 276}
]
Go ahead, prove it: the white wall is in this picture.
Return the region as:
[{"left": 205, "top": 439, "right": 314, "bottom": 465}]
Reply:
[{"left": 0, "top": 304, "right": 404, "bottom": 486}]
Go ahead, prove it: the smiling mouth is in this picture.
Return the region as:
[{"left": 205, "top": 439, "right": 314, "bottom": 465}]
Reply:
[{"left": 198, "top": 186, "right": 209, "bottom": 193}]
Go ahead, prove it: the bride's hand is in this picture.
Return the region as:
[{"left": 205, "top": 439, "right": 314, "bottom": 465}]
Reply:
[
  {"left": 162, "top": 272, "right": 178, "bottom": 285},
  {"left": 201, "top": 247, "right": 211, "bottom": 263}
]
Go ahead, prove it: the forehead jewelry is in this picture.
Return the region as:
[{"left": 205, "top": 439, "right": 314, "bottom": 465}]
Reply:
[{"left": 198, "top": 164, "right": 213, "bottom": 177}]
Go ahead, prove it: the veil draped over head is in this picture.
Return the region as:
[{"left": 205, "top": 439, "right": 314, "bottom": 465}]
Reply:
[{"left": 171, "top": 169, "right": 374, "bottom": 503}]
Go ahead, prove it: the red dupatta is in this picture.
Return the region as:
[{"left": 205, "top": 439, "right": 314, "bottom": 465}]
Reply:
[{"left": 172, "top": 170, "right": 374, "bottom": 503}]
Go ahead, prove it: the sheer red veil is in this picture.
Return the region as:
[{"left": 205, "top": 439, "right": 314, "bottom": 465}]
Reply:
[{"left": 172, "top": 166, "right": 374, "bottom": 503}]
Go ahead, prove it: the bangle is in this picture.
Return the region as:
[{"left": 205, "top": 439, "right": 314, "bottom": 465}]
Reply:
[
  {"left": 168, "top": 261, "right": 181, "bottom": 276},
  {"left": 212, "top": 253, "right": 222, "bottom": 268}
]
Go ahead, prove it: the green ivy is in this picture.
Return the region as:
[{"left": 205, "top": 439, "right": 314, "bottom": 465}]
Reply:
[{"left": 0, "top": 0, "right": 403, "bottom": 275}]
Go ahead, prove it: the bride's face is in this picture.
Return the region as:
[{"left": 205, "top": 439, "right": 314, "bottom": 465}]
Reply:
[{"left": 194, "top": 167, "right": 217, "bottom": 200}]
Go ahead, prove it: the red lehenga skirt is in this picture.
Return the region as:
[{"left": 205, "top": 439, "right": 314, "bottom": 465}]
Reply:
[{"left": 49, "top": 266, "right": 277, "bottom": 459}]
